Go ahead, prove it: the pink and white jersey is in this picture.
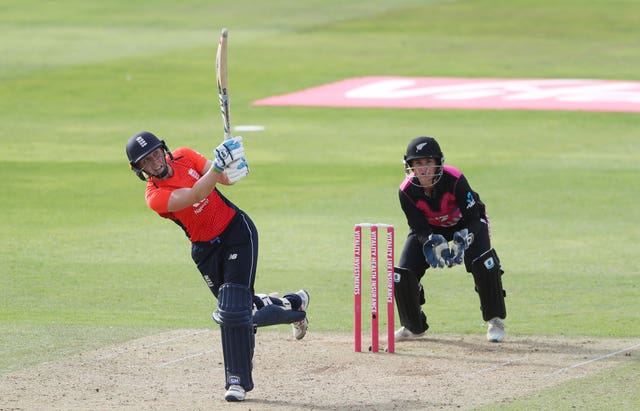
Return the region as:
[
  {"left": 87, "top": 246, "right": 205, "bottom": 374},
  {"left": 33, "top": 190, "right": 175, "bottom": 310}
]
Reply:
[{"left": 399, "top": 165, "right": 487, "bottom": 242}]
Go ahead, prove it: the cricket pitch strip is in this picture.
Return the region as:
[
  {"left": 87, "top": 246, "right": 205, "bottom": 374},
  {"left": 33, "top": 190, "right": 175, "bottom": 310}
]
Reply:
[{"left": 1, "top": 329, "right": 638, "bottom": 410}]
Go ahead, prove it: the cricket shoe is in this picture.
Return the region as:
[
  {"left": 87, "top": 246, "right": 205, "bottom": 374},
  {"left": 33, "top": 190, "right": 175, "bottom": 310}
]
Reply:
[
  {"left": 224, "top": 385, "right": 246, "bottom": 402},
  {"left": 292, "top": 289, "right": 310, "bottom": 340},
  {"left": 394, "top": 326, "right": 425, "bottom": 342},
  {"left": 487, "top": 317, "right": 506, "bottom": 342}
]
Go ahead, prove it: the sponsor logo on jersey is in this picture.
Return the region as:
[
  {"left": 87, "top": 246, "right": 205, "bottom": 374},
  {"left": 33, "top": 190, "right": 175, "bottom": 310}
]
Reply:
[
  {"left": 466, "top": 192, "right": 476, "bottom": 209},
  {"left": 188, "top": 168, "right": 200, "bottom": 180},
  {"left": 193, "top": 198, "right": 209, "bottom": 214}
]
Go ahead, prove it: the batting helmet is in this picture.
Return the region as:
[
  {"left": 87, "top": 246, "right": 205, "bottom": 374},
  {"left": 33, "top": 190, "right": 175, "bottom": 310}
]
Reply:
[{"left": 126, "top": 131, "right": 170, "bottom": 180}]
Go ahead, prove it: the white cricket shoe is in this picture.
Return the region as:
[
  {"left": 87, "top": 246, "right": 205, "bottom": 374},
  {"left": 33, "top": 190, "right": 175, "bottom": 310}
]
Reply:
[
  {"left": 292, "top": 289, "right": 309, "bottom": 340},
  {"left": 394, "top": 326, "right": 425, "bottom": 342},
  {"left": 224, "top": 385, "right": 246, "bottom": 402},
  {"left": 487, "top": 317, "right": 506, "bottom": 342}
]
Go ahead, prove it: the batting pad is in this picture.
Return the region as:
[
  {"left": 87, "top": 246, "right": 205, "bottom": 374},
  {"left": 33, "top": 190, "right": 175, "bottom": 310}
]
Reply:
[{"left": 217, "top": 283, "right": 255, "bottom": 391}]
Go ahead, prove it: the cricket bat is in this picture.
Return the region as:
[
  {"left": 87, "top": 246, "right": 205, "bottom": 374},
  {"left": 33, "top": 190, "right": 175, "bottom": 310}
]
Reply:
[{"left": 216, "top": 28, "right": 231, "bottom": 140}]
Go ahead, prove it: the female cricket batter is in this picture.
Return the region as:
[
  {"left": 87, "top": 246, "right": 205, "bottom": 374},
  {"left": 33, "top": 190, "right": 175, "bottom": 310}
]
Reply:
[
  {"left": 125, "top": 131, "right": 309, "bottom": 402},
  {"left": 394, "top": 136, "right": 507, "bottom": 343}
]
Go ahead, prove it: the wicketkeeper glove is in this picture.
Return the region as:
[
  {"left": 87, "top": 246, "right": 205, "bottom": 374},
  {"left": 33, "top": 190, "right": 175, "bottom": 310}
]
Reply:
[
  {"left": 224, "top": 157, "right": 249, "bottom": 184},
  {"left": 423, "top": 234, "right": 451, "bottom": 268},
  {"left": 213, "top": 136, "right": 245, "bottom": 173},
  {"left": 448, "top": 228, "right": 469, "bottom": 267}
]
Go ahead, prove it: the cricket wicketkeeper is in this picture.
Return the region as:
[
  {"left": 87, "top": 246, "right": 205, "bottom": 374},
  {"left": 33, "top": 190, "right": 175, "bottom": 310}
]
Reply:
[
  {"left": 125, "top": 131, "right": 310, "bottom": 402},
  {"left": 394, "top": 136, "right": 507, "bottom": 343}
]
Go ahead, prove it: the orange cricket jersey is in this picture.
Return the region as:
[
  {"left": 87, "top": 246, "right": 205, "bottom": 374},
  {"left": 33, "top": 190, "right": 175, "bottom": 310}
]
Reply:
[{"left": 144, "top": 147, "right": 236, "bottom": 242}]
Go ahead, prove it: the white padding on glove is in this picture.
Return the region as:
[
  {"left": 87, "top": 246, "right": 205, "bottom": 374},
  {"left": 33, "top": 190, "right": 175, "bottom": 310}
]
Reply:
[
  {"left": 225, "top": 157, "right": 249, "bottom": 183},
  {"left": 213, "top": 136, "right": 245, "bottom": 172}
]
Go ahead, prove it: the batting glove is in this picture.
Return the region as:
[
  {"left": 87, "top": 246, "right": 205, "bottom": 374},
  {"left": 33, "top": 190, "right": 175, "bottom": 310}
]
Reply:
[
  {"left": 213, "top": 136, "right": 245, "bottom": 172},
  {"left": 448, "top": 228, "right": 469, "bottom": 267},
  {"left": 423, "top": 234, "right": 451, "bottom": 268},
  {"left": 224, "top": 157, "right": 249, "bottom": 184}
]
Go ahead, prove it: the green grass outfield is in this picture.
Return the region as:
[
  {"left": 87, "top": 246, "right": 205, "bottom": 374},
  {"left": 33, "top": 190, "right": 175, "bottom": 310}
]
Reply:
[{"left": 1, "top": 0, "right": 639, "bottom": 408}]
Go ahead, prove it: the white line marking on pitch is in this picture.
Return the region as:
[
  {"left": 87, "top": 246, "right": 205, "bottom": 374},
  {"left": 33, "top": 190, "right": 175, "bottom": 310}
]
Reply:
[
  {"left": 143, "top": 329, "right": 210, "bottom": 348},
  {"left": 546, "top": 341, "right": 640, "bottom": 376},
  {"left": 93, "top": 329, "right": 211, "bottom": 362},
  {"left": 157, "top": 349, "right": 216, "bottom": 368},
  {"left": 461, "top": 356, "right": 529, "bottom": 378}
]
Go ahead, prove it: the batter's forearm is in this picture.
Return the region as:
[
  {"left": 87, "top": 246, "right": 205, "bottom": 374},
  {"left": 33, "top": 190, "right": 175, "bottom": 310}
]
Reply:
[
  {"left": 191, "top": 164, "right": 224, "bottom": 201},
  {"left": 166, "top": 165, "right": 223, "bottom": 211}
]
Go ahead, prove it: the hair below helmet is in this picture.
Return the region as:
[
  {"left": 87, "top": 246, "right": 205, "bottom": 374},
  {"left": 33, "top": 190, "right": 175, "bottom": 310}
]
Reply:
[{"left": 126, "top": 131, "right": 169, "bottom": 180}]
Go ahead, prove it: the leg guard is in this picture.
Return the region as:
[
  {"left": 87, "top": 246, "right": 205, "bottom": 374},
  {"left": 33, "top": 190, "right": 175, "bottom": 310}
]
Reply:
[
  {"left": 393, "top": 266, "right": 429, "bottom": 334},
  {"left": 253, "top": 293, "right": 302, "bottom": 311},
  {"left": 253, "top": 305, "right": 306, "bottom": 327},
  {"left": 471, "top": 249, "right": 507, "bottom": 321},
  {"left": 394, "top": 266, "right": 425, "bottom": 304},
  {"left": 217, "top": 283, "right": 255, "bottom": 391}
]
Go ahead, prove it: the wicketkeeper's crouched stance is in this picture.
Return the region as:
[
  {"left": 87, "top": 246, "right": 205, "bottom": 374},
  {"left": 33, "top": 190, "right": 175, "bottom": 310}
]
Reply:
[
  {"left": 126, "top": 131, "right": 310, "bottom": 403},
  {"left": 394, "top": 136, "right": 507, "bottom": 343}
]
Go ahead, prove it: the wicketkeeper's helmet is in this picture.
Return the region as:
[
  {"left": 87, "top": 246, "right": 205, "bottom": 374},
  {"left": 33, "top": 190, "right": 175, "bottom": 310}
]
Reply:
[
  {"left": 403, "top": 136, "right": 445, "bottom": 187},
  {"left": 404, "top": 136, "right": 444, "bottom": 165},
  {"left": 126, "top": 131, "right": 170, "bottom": 180}
]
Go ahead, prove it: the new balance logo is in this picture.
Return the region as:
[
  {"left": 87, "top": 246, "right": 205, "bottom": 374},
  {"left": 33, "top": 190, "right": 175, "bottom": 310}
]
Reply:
[{"left": 228, "top": 254, "right": 238, "bottom": 260}]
